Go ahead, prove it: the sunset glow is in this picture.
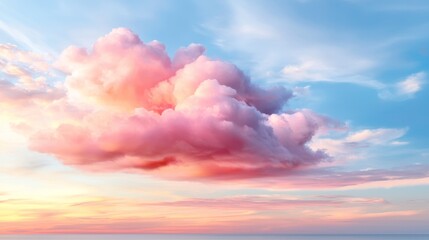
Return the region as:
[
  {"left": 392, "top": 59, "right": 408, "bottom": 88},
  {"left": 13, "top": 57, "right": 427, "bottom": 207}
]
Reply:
[{"left": 1, "top": 0, "right": 429, "bottom": 235}]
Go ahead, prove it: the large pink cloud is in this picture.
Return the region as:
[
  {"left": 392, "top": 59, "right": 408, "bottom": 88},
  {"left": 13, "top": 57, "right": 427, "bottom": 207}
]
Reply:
[{"left": 6, "top": 28, "right": 340, "bottom": 180}]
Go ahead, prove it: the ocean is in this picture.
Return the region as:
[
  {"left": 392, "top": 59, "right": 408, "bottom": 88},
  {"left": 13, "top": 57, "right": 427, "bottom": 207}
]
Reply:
[{"left": 0, "top": 235, "right": 428, "bottom": 240}]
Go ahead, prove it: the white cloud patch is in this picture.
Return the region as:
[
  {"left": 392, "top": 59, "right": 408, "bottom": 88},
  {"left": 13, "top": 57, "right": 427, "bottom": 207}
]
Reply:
[
  {"left": 281, "top": 60, "right": 385, "bottom": 89},
  {"left": 205, "top": 1, "right": 426, "bottom": 101},
  {"left": 379, "top": 72, "right": 425, "bottom": 100},
  {"left": 396, "top": 72, "right": 425, "bottom": 95},
  {"left": 204, "top": 1, "right": 381, "bottom": 81},
  {"left": 345, "top": 128, "right": 408, "bottom": 145},
  {"left": 310, "top": 128, "right": 408, "bottom": 163},
  {"left": 282, "top": 61, "right": 334, "bottom": 81}
]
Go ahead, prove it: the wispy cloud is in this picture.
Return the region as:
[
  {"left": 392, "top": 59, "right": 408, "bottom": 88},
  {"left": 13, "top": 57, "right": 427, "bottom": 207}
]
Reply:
[
  {"left": 0, "top": 19, "right": 56, "bottom": 56},
  {"left": 0, "top": 193, "right": 418, "bottom": 234},
  {"left": 251, "top": 164, "right": 429, "bottom": 189},
  {"left": 345, "top": 128, "right": 408, "bottom": 145},
  {"left": 309, "top": 127, "right": 408, "bottom": 165},
  {"left": 379, "top": 72, "right": 426, "bottom": 100},
  {"left": 0, "top": 44, "right": 63, "bottom": 110},
  {"left": 204, "top": 1, "right": 427, "bottom": 100}
]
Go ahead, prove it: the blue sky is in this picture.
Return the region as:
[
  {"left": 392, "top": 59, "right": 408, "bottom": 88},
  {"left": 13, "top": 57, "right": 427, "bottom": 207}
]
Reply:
[
  {"left": 0, "top": 0, "right": 429, "bottom": 234},
  {"left": 3, "top": 0, "right": 427, "bottom": 128}
]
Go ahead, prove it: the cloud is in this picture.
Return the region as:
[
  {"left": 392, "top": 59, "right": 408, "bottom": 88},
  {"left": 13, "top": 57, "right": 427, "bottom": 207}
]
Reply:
[
  {"left": 1, "top": 28, "right": 343, "bottom": 181},
  {"left": 253, "top": 164, "right": 429, "bottom": 189},
  {"left": 309, "top": 128, "right": 408, "bottom": 164},
  {"left": 281, "top": 60, "right": 385, "bottom": 89},
  {"left": 0, "top": 44, "right": 63, "bottom": 112},
  {"left": 204, "top": 1, "right": 381, "bottom": 82},
  {"left": 0, "top": 193, "right": 404, "bottom": 234},
  {"left": 143, "top": 195, "right": 387, "bottom": 210},
  {"left": 281, "top": 62, "right": 425, "bottom": 102},
  {"left": 0, "top": 79, "right": 62, "bottom": 106},
  {"left": 379, "top": 72, "right": 426, "bottom": 100},
  {"left": 0, "top": 44, "right": 50, "bottom": 72},
  {"left": 282, "top": 61, "right": 335, "bottom": 82},
  {"left": 345, "top": 128, "right": 407, "bottom": 145},
  {"left": 0, "top": 19, "right": 56, "bottom": 56},
  {"left": 204, "top": 1, "right": 427, "bottom": 101},
  {"left": 282, "top": 63, "right": 426, "bottom": 101},
  {"left": 396, "top": 72, "right": 425, "bottom": 95},
  {"left": 3, "top": 28, "right": 426, "bottom": 189}
]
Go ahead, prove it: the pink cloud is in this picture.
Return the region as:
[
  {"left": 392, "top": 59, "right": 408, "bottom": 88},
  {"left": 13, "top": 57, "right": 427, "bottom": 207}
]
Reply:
[
  {"left": 0, "top": 44, "right": 63, "bottom": 114},
  {"left": 0, "top": 194, "right": 406, "bottom": 234},
  {"left": 0, "top": 44, "right": 49, "bottom": 72},
  {"left": 249, "top": 164, "right": 429, "bottom": 189},
  {"left": 3, "top": 28, "right": 429, "bottom": 187},
  {"left": 7, "top": 27, "right": 340, "bottom": 180},
  {"left": 145, "top": 196, "right": 339, "bottom": 209},
  {"left": 66, "top": 195, "right": 385, "bottom": 211}
]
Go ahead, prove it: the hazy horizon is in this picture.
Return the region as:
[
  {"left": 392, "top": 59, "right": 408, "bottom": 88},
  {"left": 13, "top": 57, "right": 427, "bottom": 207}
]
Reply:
[{"left": 1, "top": 234, "right": 429, "bottom": 240}]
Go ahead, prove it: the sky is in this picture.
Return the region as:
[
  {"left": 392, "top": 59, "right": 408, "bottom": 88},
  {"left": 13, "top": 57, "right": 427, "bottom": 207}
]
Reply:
[{"left": 0, "top": 0, "right": 429, "bottom": 234}]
